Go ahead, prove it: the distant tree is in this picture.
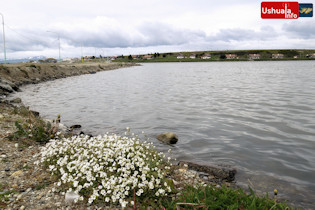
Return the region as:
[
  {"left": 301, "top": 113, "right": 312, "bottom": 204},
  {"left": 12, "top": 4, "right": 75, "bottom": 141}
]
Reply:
[
  {"left": 196, "top": 53, "right": 203, "bottom": 58},
  {"left": 153, "top": 53, "right": 160, "bottom": 58},
  {"left": 128, "top": 55, "right": 133, "bottom": 60},
  {"left": 92, "top": 56, "right": 95, "bottom": 59},
  {"left": 220, "top": 55, "right": 226, "bottom": 59},
  {"left": 99, "top": 55, "right": 103, "bottom": 58},
  {"left": 163, "top": 54, "right": 167, "bottom": 58}
]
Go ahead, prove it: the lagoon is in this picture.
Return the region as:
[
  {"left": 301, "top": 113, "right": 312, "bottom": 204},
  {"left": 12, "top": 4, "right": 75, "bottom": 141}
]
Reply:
[{"left": 13, "top": 61, "right": 315, "bottom": 208}]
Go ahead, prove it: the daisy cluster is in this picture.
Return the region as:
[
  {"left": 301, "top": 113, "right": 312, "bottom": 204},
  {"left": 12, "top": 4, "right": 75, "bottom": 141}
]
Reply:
[{"left": 37, "top": 133, "right": 172, "bottom": 207}]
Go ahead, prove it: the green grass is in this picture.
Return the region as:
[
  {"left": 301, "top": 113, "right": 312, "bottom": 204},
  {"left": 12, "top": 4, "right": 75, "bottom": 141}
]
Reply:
[
  {"left": 159, "top": 184, "right": 292, "bottom": 209},
  {"left": 7, "top": 106, "right": 54, "bottom": 144}
]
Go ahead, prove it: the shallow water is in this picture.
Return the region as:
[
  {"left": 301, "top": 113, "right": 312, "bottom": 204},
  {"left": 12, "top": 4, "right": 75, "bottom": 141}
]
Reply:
[{"left": 13, "top": 61, "right": 315, "bottom": 208}]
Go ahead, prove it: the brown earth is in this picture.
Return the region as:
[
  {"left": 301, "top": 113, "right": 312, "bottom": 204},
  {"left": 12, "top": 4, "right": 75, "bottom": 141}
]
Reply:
[{"left": 0, "top": 62, "right": 137, "bottom": 97}]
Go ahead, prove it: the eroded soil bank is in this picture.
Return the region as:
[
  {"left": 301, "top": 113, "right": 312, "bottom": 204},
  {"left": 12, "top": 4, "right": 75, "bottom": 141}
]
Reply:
[{"left": 0, "top": 62, "right": 137, "bottom": 97}]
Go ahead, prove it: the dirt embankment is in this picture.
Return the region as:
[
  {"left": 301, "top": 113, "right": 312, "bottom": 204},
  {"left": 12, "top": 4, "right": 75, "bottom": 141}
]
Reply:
[{"left": 0, "top": 62, "right": 137, "bottom": 97}]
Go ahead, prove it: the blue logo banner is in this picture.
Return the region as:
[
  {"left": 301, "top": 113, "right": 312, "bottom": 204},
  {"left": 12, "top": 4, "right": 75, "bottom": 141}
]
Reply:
[{"left": 299, "top": 3, "right": 313, "bottom": 17}]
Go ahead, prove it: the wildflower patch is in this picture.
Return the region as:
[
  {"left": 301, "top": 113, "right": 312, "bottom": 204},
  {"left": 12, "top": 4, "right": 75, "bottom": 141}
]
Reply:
[{"left": 37, "top": 134, "right": 172, "bottom": 208}]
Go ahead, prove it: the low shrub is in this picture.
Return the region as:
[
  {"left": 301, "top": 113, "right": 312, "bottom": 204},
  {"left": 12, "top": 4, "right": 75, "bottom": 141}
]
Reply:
[{"left": 37, "top": 134, "right": 173, "bottom": 208}]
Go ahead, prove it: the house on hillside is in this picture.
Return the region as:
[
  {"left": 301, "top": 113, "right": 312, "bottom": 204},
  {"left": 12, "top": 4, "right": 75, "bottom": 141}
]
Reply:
[
  {"left": 110, "top": 56, "right": 118, "bottom": 61},
  {"left": 201, "top": 54, "right": 211, "bottom": 59},
  {"left": 189, "top": 54, "right": 196, "bottom": 59},
  {"left": 63, "top": 58, "right": 79, "bottom": 63},
  {"left": 306, "top": 53, "right": 315, "bottom": 58},
  {"left": 248, "top": 54, "right": 261, "bottom": 60},
  {"left": 225, "top": 54, "right": 238, "bottom": 59},
  {"left": 131, "top": 55, "right": 139, "bottom": 59},
  {"left": 177, "top": 54, "right": 185, "bottom": 59},
  {"left": 272, "top": 53, "right": 284, "bottom": 59},
  {"left": 143, "top": 54, "right": 153, "bottom": 60}
]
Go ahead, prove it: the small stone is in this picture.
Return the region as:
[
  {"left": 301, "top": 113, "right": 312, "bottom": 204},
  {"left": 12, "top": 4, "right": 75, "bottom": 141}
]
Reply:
[
  {"left": 5, "top": 168, "right": 10, "bottom": 172},
  {"left": 224, "top": 182, "right": 231, "bottom": 187},
  {"left": 15, "top": 143, "right": 19, "bottom": 148},
  {"left": 16, "top": 194, "right": 23, "bottom": 200},
  {"left": 157, "top": 132, "right": 178, "bottom": 144},
  {"left": 9, "top": 98, "right": 22, "bottom": 104},
  {"left": 65, "top": 191, "right": 80, "bottom": 203},
  {"left": 19, "top": 205, "right": 25, "bottom": 210},
  {"left": 1, "top": 154, "right": 7, "bottom": 158},
  {"left": 178, "top": 168, "right": 187, "bottom": 173},
  {"left": 11, "top": 170, "right": 23, "bottom": 177},
  {"left": 26, "top": 188, "right": 32, "bottom": 193}
]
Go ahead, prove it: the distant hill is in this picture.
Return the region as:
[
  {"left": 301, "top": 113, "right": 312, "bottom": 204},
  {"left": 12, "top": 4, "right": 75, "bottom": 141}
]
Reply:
[
  {"left": 0, "top": 56, "right": 46, "bottom": 64},
  {"left": 111, "top": 49, "right": 315, "bottom": 62}
]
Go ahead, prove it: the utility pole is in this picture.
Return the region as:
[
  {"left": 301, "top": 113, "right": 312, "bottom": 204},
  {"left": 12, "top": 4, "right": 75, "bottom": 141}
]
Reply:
[
  {"left": 47, "top": 31, "right": 61, "bottom": 62},
  {"left": 0, "top": 13, "right": 7, "bottom": 64},
  {"left": 81, "top": 43, "right": 84, "bottom": 63}
]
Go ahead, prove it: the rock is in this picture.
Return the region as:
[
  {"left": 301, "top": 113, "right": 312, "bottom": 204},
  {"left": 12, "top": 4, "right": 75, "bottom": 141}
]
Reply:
[
  {"left": 65, "top": 191, "right": 80, "bottom": 203},
  {"left": 30, "top": 110, "right": 40, "bottom": 117},
  {"left": 178, "top": 161, "right": 236, "bottom": 182},
  {"left": 0, "top": 78, "right": 19, "bottom": 93},
  {"left": 58, "top": 123, "right": 67, "bottom": 132},
  {"left": 0, "top": 113, "right": 4, "bottom": 119},
  {"left": 11, "top": 170, "right": 23, "bottom": 177},
  {"left": 0, "top": 82, "right": 14, "bottom": 93},
  {"left": 70, "top": 124, "right": 82, "bottom": 129},
  {"left": 16, "top": 194, "right": 23, "bottom": 200},
  {"left": 9, "top": 98, "right": 22, "bottom": 104},
  {"left": 157, "top": 132, "right": 178, "bottom": 144}
]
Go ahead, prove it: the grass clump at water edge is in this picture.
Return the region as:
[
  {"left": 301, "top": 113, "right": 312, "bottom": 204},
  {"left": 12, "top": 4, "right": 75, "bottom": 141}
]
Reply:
[{"left": 7, "top": 106, "right": 54, "bottom": 144}]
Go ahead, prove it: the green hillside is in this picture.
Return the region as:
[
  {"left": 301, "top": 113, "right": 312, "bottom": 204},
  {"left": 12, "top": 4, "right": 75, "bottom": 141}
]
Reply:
[{"left": 111, "top": 49, "right": 315, "bottom": 62}]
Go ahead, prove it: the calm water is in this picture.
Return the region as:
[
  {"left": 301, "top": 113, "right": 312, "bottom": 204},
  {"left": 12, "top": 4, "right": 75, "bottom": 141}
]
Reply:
[{"left": 13, "top": 61, "right": 315, "bottom": 208}]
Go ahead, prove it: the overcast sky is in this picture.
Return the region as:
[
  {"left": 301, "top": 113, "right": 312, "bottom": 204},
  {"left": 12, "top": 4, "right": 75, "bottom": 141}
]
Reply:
[{"left": 1, "top": 0, "right": 315, "bottom": 59}]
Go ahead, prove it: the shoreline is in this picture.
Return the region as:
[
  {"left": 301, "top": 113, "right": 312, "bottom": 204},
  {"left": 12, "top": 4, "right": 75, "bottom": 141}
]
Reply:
[
  {"left": 0, "top": 62, "right": 138, "bottom": 97},
  {"left": 0, "top": 62, "right": 296, "bottom": 209}
]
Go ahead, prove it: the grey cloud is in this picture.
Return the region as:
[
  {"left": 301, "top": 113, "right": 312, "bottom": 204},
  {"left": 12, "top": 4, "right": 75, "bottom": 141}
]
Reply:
[
  {"left": 137, "top": 22, "right": 206, "bottom": 46},
  {"left": 282, "top": 22, "right": 315, "bottom": 39},
  {"left": 208, "top": 27, "right": 278, "bottom": 42},
  {"left": 5, "top": 28, "right": 55, "bottom": 52},
  {"left": 59, "top": 22, "right": 207, "bottom": 49}
]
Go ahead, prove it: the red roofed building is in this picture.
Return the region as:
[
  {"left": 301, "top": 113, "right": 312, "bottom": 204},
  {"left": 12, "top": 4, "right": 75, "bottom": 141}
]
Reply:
[
  {"left": 143, "top": 54, "right": 153, "bottom": 60},
  {"left": 225, "top": 54, "right": 238, "bottom": 59},
  {"left": 272, "top": 53, "right": 284, "bottom": 59},
  {"left": 249, "top": 54, "right": 261, "bottom": 60}
]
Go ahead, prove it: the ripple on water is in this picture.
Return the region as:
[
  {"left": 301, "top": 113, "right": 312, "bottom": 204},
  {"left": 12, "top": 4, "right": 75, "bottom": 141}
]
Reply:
[{"left": 12, "top": 61, "right": 315, "bottom": 208}]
